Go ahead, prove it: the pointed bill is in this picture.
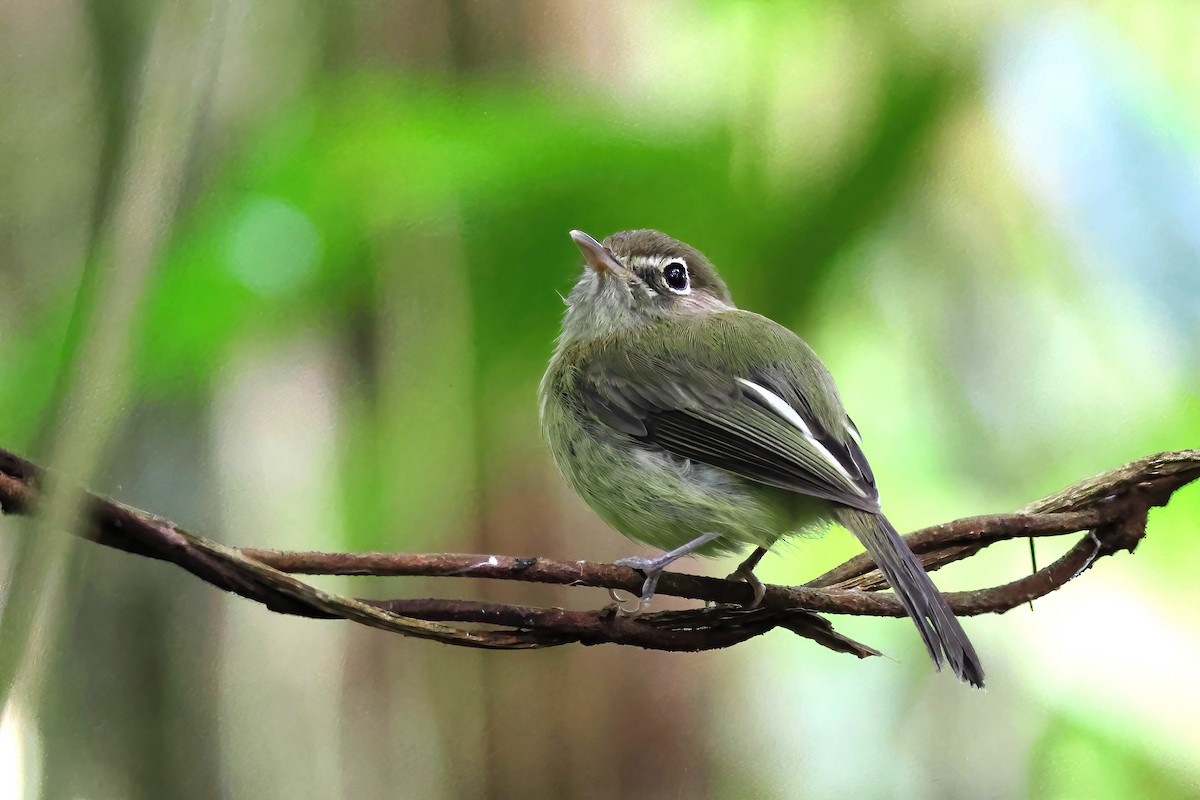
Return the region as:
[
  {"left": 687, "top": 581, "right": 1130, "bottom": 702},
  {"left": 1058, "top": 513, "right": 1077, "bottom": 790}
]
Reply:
[{"left": 570, "top": 230, "right": 625, "bottom": 275}]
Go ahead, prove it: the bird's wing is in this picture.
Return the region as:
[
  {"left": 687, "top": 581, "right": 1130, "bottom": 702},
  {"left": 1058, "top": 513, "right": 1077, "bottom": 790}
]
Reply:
[{"left": 575, "top": 312, "right": 881, "bottom": 514}]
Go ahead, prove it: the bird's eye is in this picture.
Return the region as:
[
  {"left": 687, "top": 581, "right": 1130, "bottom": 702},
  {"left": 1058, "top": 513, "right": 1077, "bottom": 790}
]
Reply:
[{"left": 662, "top": 260, "right": 689, "bottom": 293}]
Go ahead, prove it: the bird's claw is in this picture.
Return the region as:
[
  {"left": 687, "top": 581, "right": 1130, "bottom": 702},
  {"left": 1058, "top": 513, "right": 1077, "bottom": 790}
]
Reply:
[
  {"left": 613, "top": 556, "right": 664, "bottom": 616},
  {"left": 607, "top": 587, "right": 645, "bottom": 615},
  {"left": 726, "top": 563, "right": 767, "bottom": 608},
  {"left": 610, "top": 534, "right": 723, "bottom": 616}
]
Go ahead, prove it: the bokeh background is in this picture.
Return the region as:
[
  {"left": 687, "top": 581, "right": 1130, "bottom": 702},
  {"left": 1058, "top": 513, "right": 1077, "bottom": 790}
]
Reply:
[{"left": 2, "top": 1, "right": 1199, "bottom": 798}]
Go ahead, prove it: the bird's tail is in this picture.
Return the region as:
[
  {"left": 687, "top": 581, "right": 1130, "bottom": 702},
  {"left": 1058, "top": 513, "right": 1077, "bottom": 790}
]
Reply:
[{"left": 836, "top": 507, "right": 985, "bottom": 688}]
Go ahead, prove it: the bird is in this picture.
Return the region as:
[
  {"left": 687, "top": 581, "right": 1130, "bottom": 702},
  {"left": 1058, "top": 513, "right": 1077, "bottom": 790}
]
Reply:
[{"left": 539, "top": 228, "right": 984, "bottom": 687}]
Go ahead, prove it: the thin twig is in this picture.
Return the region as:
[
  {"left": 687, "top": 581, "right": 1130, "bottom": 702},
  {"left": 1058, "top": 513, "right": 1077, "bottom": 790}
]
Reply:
[{"left": 1, "top": 446, "right": 1197, "bottom": 658}]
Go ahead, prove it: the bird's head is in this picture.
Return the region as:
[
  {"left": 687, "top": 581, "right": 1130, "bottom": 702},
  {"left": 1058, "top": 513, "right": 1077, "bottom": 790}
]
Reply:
[{"left": 560, "top": 229, "right": 734, "bottom": 343}]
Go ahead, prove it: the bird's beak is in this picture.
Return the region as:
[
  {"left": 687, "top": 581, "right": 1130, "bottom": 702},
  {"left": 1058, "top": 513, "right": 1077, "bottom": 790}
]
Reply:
[{"left": 570, "top": 230, "right": 624, "bottom": 276}]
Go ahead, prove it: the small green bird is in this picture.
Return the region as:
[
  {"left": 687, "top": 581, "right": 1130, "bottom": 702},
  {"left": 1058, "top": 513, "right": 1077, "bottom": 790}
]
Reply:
[{"left": 539, "top": 229, "right": 984, "bottom": 687}]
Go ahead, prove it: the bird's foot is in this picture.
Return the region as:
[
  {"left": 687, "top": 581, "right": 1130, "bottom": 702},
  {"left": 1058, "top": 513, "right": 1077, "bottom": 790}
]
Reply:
[
  {"left": 606, "top": 587, "right": 644, "bottom": 615},
  {"left": 613, "top": 555, "right": 667, "bottom": 616},
  {"left": 725, "top": 563, "right": 766, "bottom": 608},
  {"left": 610, "top": 533, "right": 723, "bottom": 617},
  {"left": 726, "top": 548, "right": 769, "bottom": 608}
]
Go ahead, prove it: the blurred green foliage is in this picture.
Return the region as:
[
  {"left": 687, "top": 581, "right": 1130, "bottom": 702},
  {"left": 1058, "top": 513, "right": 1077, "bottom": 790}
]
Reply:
[{"left": 1, "top": 1, "right": 1199, "bottom": 799}]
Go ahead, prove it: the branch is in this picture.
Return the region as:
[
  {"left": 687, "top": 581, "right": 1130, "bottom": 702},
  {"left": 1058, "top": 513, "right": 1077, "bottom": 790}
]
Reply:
[{"left": 1, "top": 446, "right": 1196, "bottom": 659}]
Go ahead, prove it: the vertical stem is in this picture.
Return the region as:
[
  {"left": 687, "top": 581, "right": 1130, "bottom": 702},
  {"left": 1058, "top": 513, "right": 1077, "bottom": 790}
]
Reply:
[{"left": 0, "top": 0, "right": 229, "bottom": 717}]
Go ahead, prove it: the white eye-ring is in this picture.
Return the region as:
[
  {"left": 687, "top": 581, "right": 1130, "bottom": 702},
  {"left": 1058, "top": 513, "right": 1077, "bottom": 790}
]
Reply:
[{"left": 662, "top": 259, "right": 690, "bottom": 294}]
